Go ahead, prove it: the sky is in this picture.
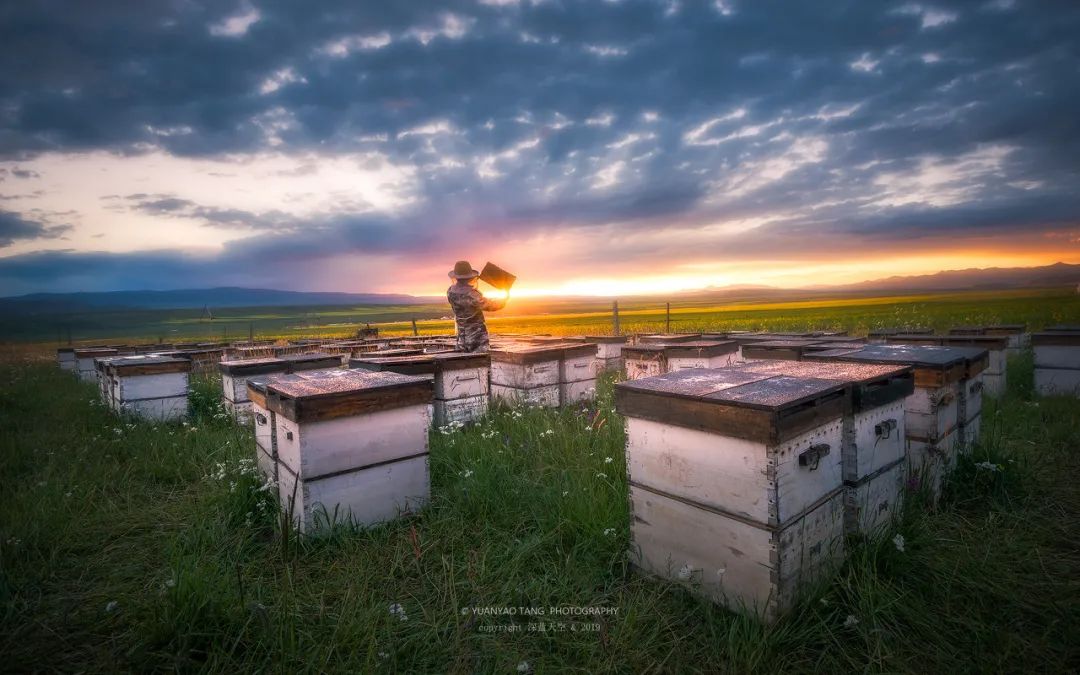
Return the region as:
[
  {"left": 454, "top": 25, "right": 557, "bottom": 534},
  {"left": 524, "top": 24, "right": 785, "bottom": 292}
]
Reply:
[{"left": 0, "top": 0, "right": 1078, "bottom": 298}]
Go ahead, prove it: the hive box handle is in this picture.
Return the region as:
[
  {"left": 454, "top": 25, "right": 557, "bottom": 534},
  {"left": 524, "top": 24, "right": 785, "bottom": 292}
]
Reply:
[{"left": 798, "top": 443, "right": 831, "bottom": 470}]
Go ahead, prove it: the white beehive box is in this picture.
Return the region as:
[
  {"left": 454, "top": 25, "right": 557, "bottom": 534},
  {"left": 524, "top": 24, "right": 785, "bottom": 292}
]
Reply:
[
  {"left": 74, "top": 347, "right": 119, "bottom": 383},
  {"left": 350, "top": 352, "right": 490, "bottom": 425},
  {"left": 616, "top": 368, "right": 849, "bottom": 621},
  {"left": 664, "top": 340, "right": 740, "bottom": 371},
  {"left": 490, "top": 344, "right": 564, "bottom": 408},
  {"left": 741, "top": 339, "right": 825, "bottom": 363},
  {"left": 220, "top": 357, "right": 289, "bottom": 421},
  {"left": 622, "top": 345, "right": 667, "bottom": 380},
  {"left": 983, "top": 324, "right": 1028, "bottom": 354},
  {"left": 935, "top": 336, "right": 1007, "bottom": 397},
  {"left": 843, "top": 458, "right": 906, "bottom": 536},
  {"left": 105, "top": 355, "right": 191, "bottom": 422},
  {"left": 560, "top": 343, "right": 599, "bottom": 404},
  {"left": 247, "top": 379, "right": 278, "bottom": 483},
  {"left": 1033, "top": 332, "right": 1080, "bottom": 396},
  {"left": 57, "top": 347, "right": 76, "bottom": 371},
  {"left": 950, "top": 347, "right": 989, "bottom": 449},
  {"left": 266, "top": 369, "right": 434, "bottom": 534},
  {"left": 806, "top": 345, "right": 968, "bottom": 499}
]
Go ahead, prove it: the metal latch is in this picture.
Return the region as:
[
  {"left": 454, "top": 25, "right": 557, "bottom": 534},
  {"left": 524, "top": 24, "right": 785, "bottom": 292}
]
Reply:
[
  {"left": 798, "top": 443, "right": 831, "bottom": 470},
  {"left": 255, "top": 413, "right": 268, "bottom": 426},
  {"left": 875, "top": 419, "right": 897, "bottom": 440}
]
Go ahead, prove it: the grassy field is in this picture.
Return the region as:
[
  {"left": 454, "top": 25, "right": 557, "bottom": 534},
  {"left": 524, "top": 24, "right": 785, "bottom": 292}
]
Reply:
[
  {"left": 1, "top": 349, "right": 1078, "bottom": 672},
  {"left": 8, "top": 286, "right": 1080, "bottom": 345}
]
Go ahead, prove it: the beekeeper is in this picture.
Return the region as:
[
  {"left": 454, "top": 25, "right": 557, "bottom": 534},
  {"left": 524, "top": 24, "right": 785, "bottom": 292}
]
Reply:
[{"left": 446, "top": 260, "right": 507, "bottom": 352}]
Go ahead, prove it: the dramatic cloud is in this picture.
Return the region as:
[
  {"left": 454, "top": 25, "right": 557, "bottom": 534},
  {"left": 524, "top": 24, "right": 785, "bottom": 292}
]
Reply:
[{"left": 0, "top": 0, "right": 1078, "bottom": 295}]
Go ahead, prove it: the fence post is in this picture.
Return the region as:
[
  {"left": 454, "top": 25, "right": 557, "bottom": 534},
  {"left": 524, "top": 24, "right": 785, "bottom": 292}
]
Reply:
[
  {"left": 666, "top": 302, "right": 671, "bottom": 333},
  {"left": 612, "top": 300, "right": 620, "bottom": 335},
  {"left": 412, "top": 318, "right": 419, "bottom": 336},
  {"left": 249, "top": 322, "right": 254, "bottom": 343}
]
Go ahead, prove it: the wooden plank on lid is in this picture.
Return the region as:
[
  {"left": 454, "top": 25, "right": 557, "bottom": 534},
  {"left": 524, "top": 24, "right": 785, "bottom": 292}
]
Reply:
[
  {"left": 615, "top": 370, "right": 847, "bottom": 444},
  {"left": 267, "top": 369, "right": 433, "bottom": 423},
  {"left": 1032, "top": 331, "right": 1080, "bottom": 346},
  {"left": 489, "top": 343, "right": 570, "bottom": 365},
  {"left": 805, "top": 345, "right": 968, "bottom": 387},
  {"left": 638, "top": 334, "right": 702, "bottom": 344},
  {"left": 282, "top": 352, "right": 344, "bottom": 372},
  {"left": 663, "top": 340, "right": 739, "bottom": 358},
  {"left": 219, "top": 357, "right": 288, "bottom": 376},
  {"left": 732, "top": 360, "right": 914, "bottom": 412},
  {"left": 109, "top": 355, "right": 192, "bottom": 376}
]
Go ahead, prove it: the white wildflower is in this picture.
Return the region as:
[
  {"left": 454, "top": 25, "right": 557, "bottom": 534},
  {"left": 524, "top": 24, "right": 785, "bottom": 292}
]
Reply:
[
  {"left": 603, "top": 528, "right": 615, "bottom": 536},
  {"left": 604, "top": 457, "right": 613, "bottom": 463},
  {"left": 893, "top": 533, "right": 906, "bottom": 553},
  {"left": 460, "top": 607, "right": 470, "bottom": 615},
  {"left": 104, "top": 600, "right": 119, "bottom": 613},
  {"left": 460, "top": 469, "right": 474, "bottom": 479},
  {"left": 596, "top": 472, "right": 607, "bottom": 479},
  {"left": 517, "top": 661, "right": 531, "bottom": 673},
  {"left": 389, "top": 603, "right": 408, "bottom": 622},
  {"left": 975, "top": 461, "right": 1002, "bottom": 472},
  {"left": 378, "top": 651, "right": 390, "bottom": 659},
  {"left": 562, "top": 491, "right": 569, "bottom": 496},
  {"left": 844, "top": 614, "right": 859, "bottom": 628}
]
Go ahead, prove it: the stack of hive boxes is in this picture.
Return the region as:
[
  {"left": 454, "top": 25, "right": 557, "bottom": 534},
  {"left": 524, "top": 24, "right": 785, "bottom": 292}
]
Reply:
[
  {"left": 219, "top": 353, "right": 343, "bottom": 421},
  {"left": 616, "top": 369, "right": 849, "bottom": 621},
  {"left": 489, "top": 343, "right": 597, "bottom": 407},
  {"left": 623, "top": 340, "right": 740, "bottom": 380},
  {"left": 886, "top": 334, "right": 1008, "bottom": 396},
  {"left": 99, "top": 355, "right": 192, "bottom": 422},
  {"left": 350, "top": 352, "right": 490, "bottom": 425},
  {"left": 742, "top": 339, "right": 827, "bottom": 362},
  {"left": 1033, "top": 330, "right": 1080, "bottom": 396},
  {"left": 981, "top": 324, "right": 1029, "bottom": 354},
  {"left": 622, "top": 344, "right": 668, "bottom": 380},
  {"left": 584, "top": 335, "right": 628, "bottom": 373},
  {"left": 57, "top": 347, "right": 76, "bottom": 371},
  {"left": 74, "top": 347, "right": 120, "bottom": 382},
  {"left": 254, "top": 369, "right": 433, "bottom": 534},
  {"left": 733, "top": 360, "right": 914, "bottom": 536},
  {"left": 806, "top": 345, "right": 979, "bottom": 498}
]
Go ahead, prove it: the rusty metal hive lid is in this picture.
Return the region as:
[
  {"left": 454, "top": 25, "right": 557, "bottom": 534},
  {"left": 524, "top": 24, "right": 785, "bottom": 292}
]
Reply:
[
  {"left": 705, "top": 375, "right": 847, "bottom": 411},
  {"left": 616, "top": 367, "right": 775, "bottom": 398},
  {"left": 267, "top": 368, "right": 429, "bottom": 399}
]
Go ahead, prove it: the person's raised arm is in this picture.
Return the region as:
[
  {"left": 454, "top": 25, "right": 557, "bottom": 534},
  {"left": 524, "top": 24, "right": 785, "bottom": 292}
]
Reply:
[{"left": 472, "top": 286, "right": 506, "bottom": 311}]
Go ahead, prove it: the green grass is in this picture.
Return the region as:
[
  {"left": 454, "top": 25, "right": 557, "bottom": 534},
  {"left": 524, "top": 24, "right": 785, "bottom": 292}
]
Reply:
[{"left": 1, "top": 354, "right": 1078, "bottom": 672}]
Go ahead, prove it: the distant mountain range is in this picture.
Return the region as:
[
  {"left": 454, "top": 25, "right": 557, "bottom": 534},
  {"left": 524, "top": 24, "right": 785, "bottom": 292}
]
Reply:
[{"left": 1, "top": 263, "right": 1077, "bottom": 314}]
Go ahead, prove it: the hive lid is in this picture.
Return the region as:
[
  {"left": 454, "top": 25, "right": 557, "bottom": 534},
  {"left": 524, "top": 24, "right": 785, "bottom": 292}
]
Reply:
[
  {"left": 983, "top": 324, "right": 1026, "bottom": 333},
  {"left": 938, "top": 335, "right": 1010, "bottom": 350},
  {"left": 615, "top": 369, "right": 847, "bottom": 443},
  {"left": 219, "top": 357, "right": 288, "bottom": 376},
  {"left": 74, "top": 347, "right": 119, "bottom": 357},
  {"left": 581, "top": 335, "right": 627, "bottom": 344},
  {"left": 868, "top": 327, "right": 933, "bottom": 336},
  {"left": 350, "top": 351, "right": 489, "bottom": 375},
  {"left": 365, "top": 348, "right": 425, "bottom": 357},
  {"left": 805, "top": 341, "right": 870, "bottom": 351},
  {"left": 490, "top": 343, "right": 572, "bottom": 364},
  {"left": 1031, "top": 331, "right": 1080, "bottom": 346},
  {"left": 281, "top": 352, "right": 344, "bottom": 371},
  {"left": 885, "top": 334, "right": 941, "bottom": 344},
  {"left": 638, "top": 334, "right": 701, "bottom": 344},
  {"left": 805, "top": 345, "right": 969, "bottom": 386},
  {"left": 1042, "top": 325, "right": 1080, "bottom": 332},
  {"left": 108, "top": 355, "right": 192, "bottom": 375},
  {"left": 622, "top": 344, "right": 667, "bottom": 359},
  {"left": 663, "top": 340, "right": 739, "bottom": 358},
  {"left": 266, "top": 369, "right": 433, "bottom": 422},
  {"left": 744, "top": 339, "right": 822, "bottom": 348},
  {"left": 948, "top": 326, "right": 987, "bottom": 335},
  {"left": 732, "top": 360, "right": 914, "bottom": 411}
]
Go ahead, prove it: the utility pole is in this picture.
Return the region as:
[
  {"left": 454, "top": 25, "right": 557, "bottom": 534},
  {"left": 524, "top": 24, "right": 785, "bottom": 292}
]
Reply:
[
  {"left": 666, "top": 302, "right": 671, "bottom": 333},
  {"left": 411, "top": 318, "right": 419, "bottom": 336},
  {"left": 612, "top": 300, "right": 620, "bottom": 335}
]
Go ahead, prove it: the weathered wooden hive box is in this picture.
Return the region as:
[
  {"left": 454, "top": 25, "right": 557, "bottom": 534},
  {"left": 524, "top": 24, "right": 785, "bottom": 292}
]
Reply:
[
  {"left": 179, "top": 348, "right": 229, "bottom": 374},
  {"left": 104, "top": 355, "right": 191, "bottom": 422},
  {"left": 1033, "top": 331, "right": 1080, "bottom": 396},
  {"left": 806, "top": 345, "right": 968, "bottom": 497},
  {"left": 74, "top": 347, "right": 119, "bottom": 383},
  {"left": 742, "top": 339, "right": 825, "bottom": 362},
  {"left": 868, "top": 328, "right": 932, "bottom": 344},
  {"left": 219, "top": 358, "right": 289, "bottom": 421},
  {"left": 560, "top": 343, "right": 600, "bottom": 404},
  {"left": 733, "top": 360, "right": 914, "bottom": 535},
  {"left": 281, "top": 352, "right": 345, "bottom": 373},
  {"left": 983, "top": 324, "right": 1028, "bottom": 352},
  {"left": 948, "top": 326, "right": 986, "bottom": 337},
  {"left": 616, "top": 368, "right": 849, "bottom": 621},
  {"left": 350, "top": 352, "right": 490, "bottom": 425},
  {"left": 622, "top": 345, "right": 668, "bottom": 380},
  {"left": 264, "top": 369, "right": 433, "bottom": 534},
  {"left": 57, "top": 347, "right": 76, "bottom": 371},
  {"left": 489, "top": 344, "right": 565, "bottom": 407},
  {"left": 951, "top": 346, "right": 989, "bottom": 448},
  {"left": 663, "top": 340, "right": 740, "bottom": 371},
  {"left": 637, "top": 333, "right": 701, "bottom": 344},
  {"left": 246, "top": 378, "right": 279, "bottom": 482},
  {"left": 583, "top": 335, "right": 628, "bottom": 372},
  {"left": 938, "top": 336, "right": 1006, "bottom": 398}
]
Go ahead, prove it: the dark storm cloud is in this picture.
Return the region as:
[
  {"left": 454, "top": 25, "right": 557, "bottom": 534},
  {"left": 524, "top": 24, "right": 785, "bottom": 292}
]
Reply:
[
  {"left": 1, "top": 0, "right": 1079, "bottom": 292},
  {"left": 0, "top": 210, "right": 70, "bottom": 247}
]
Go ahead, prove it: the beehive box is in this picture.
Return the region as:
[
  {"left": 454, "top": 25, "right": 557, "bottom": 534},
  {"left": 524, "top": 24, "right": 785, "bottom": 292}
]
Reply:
[
  {"left": 104, "top": 355, "right": 191, "bottom": 422},
  {"left": 948, "top": 326, "right": 986, "bottom": 336},
  {"left": 220, "top": 358, "right": 289, "bottom": 421},
  {"left": 664, "top": 340, "right": 740, "bottom": 371},
  {"left": 843, "top": 458, "right": 906, "bottom": 536},
  {"left": 178, "top": 348, "right": 229, "bottom": 374},
  {"left": 57, "top": 347, "right": 76, "bottom": 371},
  {"left": 489, "top": 344, "right": 564, "bottom": 407},
  {"left": 622, "top": 345, "right": 668, "bottom": 380},
  {"left": 742, "top": 339, "right": 825, "bottom": 362},
  {"left": 282, "top": 352, "right": 346, "bottom": 372},
  {"left": 1033, "top": 332, "right": 1080, "bottom": 396},
  {"left": 805, "top": 345, "right": 969, "bottom": 497},
  {"left": 247, "top": 378, "right": 278, "bottom": 482},
  {"left": 351, "top": 352, "right": 491, "bottom": 425},
  {"left": 637, "top": 333, "right": 701, "bottom": 344},
  {"left": 266, "top": 369, "right": 433, "bottom": 534},
  {"left": 868, "top": 328, "right": 932, "bottom": 344},
  {"left": 74, "top": 347, "right": 119, "bottom": 383},
  {"left": 616, "top": 369, "right": 849, "bottom": 621},
  {"left": 583, "top": 335, "right": 627, "bottom": 373},
  {"left": 559, "top": 343, "right": 599, "bottom": 404},
  {"left": 984, "top": 324, "right": 1028, "bottom": 352},
  {"left": 939, "top": 337, "right": 1005, "bottom": 398}
]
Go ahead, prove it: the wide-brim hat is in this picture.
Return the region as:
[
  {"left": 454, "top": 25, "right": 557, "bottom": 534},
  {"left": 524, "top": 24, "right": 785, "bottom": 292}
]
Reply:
[{"left": 448, "top": 260, "right": 480, "bottom": 279}]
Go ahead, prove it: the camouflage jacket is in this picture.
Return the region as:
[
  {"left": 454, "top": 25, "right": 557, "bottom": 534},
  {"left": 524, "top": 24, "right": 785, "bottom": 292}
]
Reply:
[{"left": 447, "top": 282, "right": 504, "bottom": 352}]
